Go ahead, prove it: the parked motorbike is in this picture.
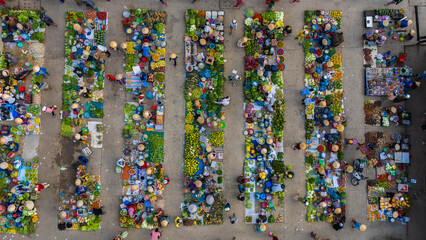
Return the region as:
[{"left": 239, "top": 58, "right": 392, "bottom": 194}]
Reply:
[{"left": 351, "top": 159, "right": 368, "bottom": 186}]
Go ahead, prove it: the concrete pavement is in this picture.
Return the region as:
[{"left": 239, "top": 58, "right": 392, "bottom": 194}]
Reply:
[{"left": 2, "top": 0, "right": 424, "bottom": 240}]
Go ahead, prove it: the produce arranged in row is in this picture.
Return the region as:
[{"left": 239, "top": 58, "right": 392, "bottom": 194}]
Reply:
[
  {"left": 181, "top": 9, "right": 226, "bottom": 226},
  {"left": 241, "top": 9, "right": 289, "bottom": 225},
  {"left": 364, "top": 131, "right": 411, "bottom": 224},
  {"left": 61, "top": 10, "right": 108, "bottom": 138},
  {"left": 0, "top": 8, "right": 50, "bottom": 234},
  {"left": 118, "top": 9, "right": 169, "bottom": 230},
  {"left": 57, "top": 156, "right": 102, "bottom": 231},
  {"left": 298, "top": 10, "right": 348, "bottom": 229},
  {"left": 57, "top": 10, "right": 108, "bottom": 231}
]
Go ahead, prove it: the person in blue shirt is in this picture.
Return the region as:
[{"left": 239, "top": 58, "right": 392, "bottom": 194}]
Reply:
[{"left": 33, "top": 66, "right": 49, "bottom": 78}]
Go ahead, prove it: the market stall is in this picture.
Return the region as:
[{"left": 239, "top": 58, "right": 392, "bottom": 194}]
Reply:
[
  {"left": 364, "top": 131, "right": 411, "bottom": 224},
  {"left": 118, "top": 9, "right": 168, "bottom": 230},
  {"left": 298, "top": 10, "right": 348, "bottom": 228},
  {"left": 362, "top": 9, "right": 414, "bottom": 99},
  {"left": 364, "top": 101, "right": 411, "bottom": 126},
  {"left": 0, "top": 8, "right": 47, "bottom": 135},
  {"left": 240, "top": 9, "right": 288, "bottom": 225},
  {"left": 181, "top": 9, "right": 226, "bottom": 226},
  {"left": 57, "top": 156, "right": 102, "bottom": 231},
  {"left": 61, "top": 10, "right": 108, "bottom": 141},
  {"left": 0, "top": 8, "right": 50, "bottom": 234}
]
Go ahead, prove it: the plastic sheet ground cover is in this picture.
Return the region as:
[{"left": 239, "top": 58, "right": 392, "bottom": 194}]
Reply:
[
  {"left": 1, "top": 8, "right": 47, "bottom": 136},
  {"left": 181, "top": 9, "right": 226, "bottom": 226},
  {"left": 299, "top": 10, "right": 348, "bottom": 228},
  {"left": 118, "top": 9, "right": 168, "bottom": 230},
  {"left": 61, "top": 10, "right": 108, "bottom": 137},
  {"left": 0, "top": 8, "right": 49, "bottom": 235},
  {"left": 241, "top": 10, "right": 288, "bottom": 225}
]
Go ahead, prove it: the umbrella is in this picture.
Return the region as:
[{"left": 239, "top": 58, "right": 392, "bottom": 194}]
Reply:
[
  {"left": 188, "top": 204, "right": 198, "bottom": 213},
  {"left": 317, "top": 145, "right": 325, "bottom": 152},
  {"left": 206, "top": 195, "right": 215, "bottom": 205}
]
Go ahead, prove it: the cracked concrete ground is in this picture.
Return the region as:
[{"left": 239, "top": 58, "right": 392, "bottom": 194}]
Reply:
[{"left": 1, "top": 0, "right": 425, "bottom": 239}]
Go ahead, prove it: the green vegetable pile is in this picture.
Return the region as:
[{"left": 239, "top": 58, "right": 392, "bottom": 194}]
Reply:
[{"left": 147, "top": 134, "right": 165, "bottom": 163}]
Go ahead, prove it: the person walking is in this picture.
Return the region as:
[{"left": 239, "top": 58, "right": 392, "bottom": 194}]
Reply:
[
  {"left": 33, "top": 66, "right": 49, "bottom": 78},
  {"left": 159, "top": 0, "right": 168, "bottom": 5},
  {"left": 40, "top": 9, "right": 58, "bottom": 27},
  {"left": 352, "top": 218, "right": 367, "bottom": 231},
  {"left": 293, "top": 142, "right": 307, "bottom": 150},
  {"left": 150, "top": 228, "right": 162, "bottom": 240},
  {"left": 234, "top": 0, "right": 244, "bottom": 8},
  {"left": 229, "top": 213, "right": 238, "bottom": 225},
  {"left": 42, "top": 105, "right": 57, "bottom": 117},
  {"left": 385, "top": 0, "right": 403, "bottom": 6},
  {"left": 229, "top": 19, "right": 237, "bottom": 34},
  {"left": 214, "top": 96, "right": 230, "bottom": 106},
  {"left": 169, "top": 53, "right": 178, "bottom": 67}
]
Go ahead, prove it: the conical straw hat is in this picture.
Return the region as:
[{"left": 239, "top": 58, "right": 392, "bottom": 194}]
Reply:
[
  {"left": 300, "top": 142, "right": 307, "bottom": 149},
  {"left": 360, "top": 224, "right": 366, "bottom": 231},
  {"left": 332, "top": 145, "right": 339, "bottom": 152},
  {"left": 334, "top": 208, "right": 341, "bottom": 214},
  {"left": 25, "top": 201, "right": 34, "bottom": 210},
  {"left": 137, "top": 144, "right": 145, "bottom": 151},
  {"left": 110, "top": 41, "right": 117, "bottom": 48},
  {"left": 332, "top": 161, "right": 340, "bottom": 169}
]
